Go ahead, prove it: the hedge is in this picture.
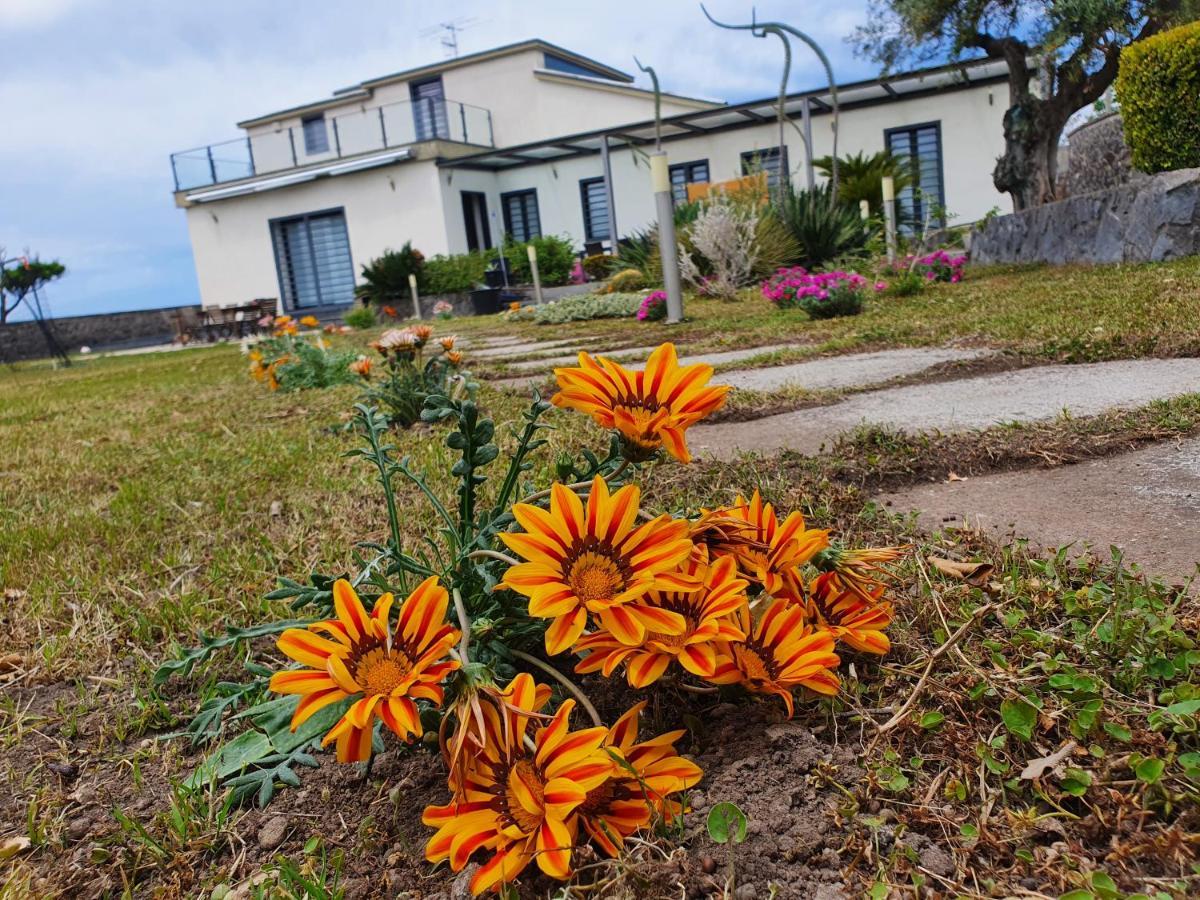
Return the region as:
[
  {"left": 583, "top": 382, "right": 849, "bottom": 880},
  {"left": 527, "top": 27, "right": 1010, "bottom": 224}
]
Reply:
[{"left": 1116, "top": 21, "right": 1200, "bottom": 174}]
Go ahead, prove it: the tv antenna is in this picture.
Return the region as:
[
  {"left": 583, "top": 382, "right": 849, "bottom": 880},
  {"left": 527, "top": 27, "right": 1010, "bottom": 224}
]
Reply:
[{"left": 420, "top": 18, "right": 478, "bottom": 58}]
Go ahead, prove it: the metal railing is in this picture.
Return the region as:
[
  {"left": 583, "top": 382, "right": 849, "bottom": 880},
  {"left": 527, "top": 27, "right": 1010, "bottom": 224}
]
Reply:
[{"left": 170, "top": 97, "right": 494, "bottom": 191}]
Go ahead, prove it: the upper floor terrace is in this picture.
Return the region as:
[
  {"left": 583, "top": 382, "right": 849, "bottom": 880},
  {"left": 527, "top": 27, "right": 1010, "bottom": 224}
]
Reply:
[{"left": 170, "top": 94, "right": 492, "bottom": 192}]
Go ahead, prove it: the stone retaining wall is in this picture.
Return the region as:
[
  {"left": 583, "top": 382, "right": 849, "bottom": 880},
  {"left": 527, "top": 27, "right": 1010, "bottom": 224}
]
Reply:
[
  {"left": 971, "top": 168, "right": 1200, "bottom": 265},
  {"left": 1064, "top": 112, "right": 1146, "bottom": 197},
  {"left": 0, "top": 305, "right": 199, "bottom": 362}
]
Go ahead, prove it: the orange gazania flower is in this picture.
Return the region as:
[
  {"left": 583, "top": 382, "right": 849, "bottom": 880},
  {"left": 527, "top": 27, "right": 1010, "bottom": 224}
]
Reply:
[
  {"left": 349, "top": 355, "right": 372, "bottom": 377},
  {"left": 551, "top": 343, "right": 729, "bottom": 463},
  {"left": 699, "top": 490, "right": 829, "bottom": 601},
  {"left": 574, "top": 553, "right": 748, "bottom": 687},
  {"left": 269, "top": 577, "right": 460, "bottom": 762},
  {"left": 808, "top": 572, "right": 893, "bottom": 655},
  {"left": 423, "top": 674, "right": 611, "bottom": 894},
  {"left": 274, "top": 314, "right": 293, "bottom": 326},
  {"left": 445, "top": 350, "right": 463, "bottom": 366},
  {"left": 299, "top": 314, "right": 320, "bottom": 328},
  {"left": 508, "top": 301, "right": 521, "bottom": 311},
  {"left": 410, "top": 324, "right": 433, "bottom": 345},
  {"left": 710, "top": 599, "right": 840, "bottom": 716},
  {"left": 440, "top": 335, "right": 457, "bottom": 350},
  {"left": 382, "top": 305, "right": 398, "bottom": 318},
  {"left": 812, "top": 543, "right": 907, "bottom": 604},
  {"left": 576, "top": 701, "right": 702, "bottom": 856},
  {"left": 500, "top": 476, "right": 696, "bottom": 655}
]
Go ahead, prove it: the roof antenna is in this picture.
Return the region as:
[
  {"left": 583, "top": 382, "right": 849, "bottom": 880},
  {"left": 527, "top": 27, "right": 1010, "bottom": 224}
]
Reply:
[{"left": 419, "top": 18, "right": 479, "bottom": 59}]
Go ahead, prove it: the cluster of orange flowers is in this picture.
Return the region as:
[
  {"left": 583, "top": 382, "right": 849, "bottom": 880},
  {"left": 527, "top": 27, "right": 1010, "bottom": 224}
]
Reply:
[
  {"left": 247, "top": 348, "right": 286, "bottom": 391},
  {"left": 271, "top": 581, "right": 700, "bottom": 895},
  {"left": 265, "top": 341, "right": 900, "bottom": 894},
  {"left": 366, "top": 325, "right": 461, "bottom": 367}
]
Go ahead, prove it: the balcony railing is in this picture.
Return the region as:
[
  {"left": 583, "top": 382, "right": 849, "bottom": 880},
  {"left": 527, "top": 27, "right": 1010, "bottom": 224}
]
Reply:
[{"left": 171, "top": 97, "right": 493, "bottom": 192}]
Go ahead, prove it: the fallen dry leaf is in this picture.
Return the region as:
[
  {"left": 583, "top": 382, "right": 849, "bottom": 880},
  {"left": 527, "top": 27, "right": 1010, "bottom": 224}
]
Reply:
[
  {"left": 0, "top": 653, "right": 23, "bottom": 672},
  {"left": 946, "top": 472, "right": 966, "bottom": 482},
  {"left": 269, "top": 500, "right": 283, "bottom": 518},
  {"left": 927, "top": 556, "right": 995, "bottom": 587},
  {"left": 0, "top": 836, "right": 31, "bottom": 859},
  {"left": 1020, "top": 741, "right": 1078, "bottom": 780},
  {"left": 3, "top": 587, "right": 26, "bottom": 601}
]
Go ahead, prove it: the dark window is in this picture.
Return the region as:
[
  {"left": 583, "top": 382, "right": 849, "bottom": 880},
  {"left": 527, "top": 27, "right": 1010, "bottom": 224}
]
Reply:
[
  {"left": 580, "top": 177, "right": 611, "bottom": 242},
  {"left": 669, "top": 159, "right": 709, "bottom": 204},
  {"left": 302, "top": 114, "right": 330, "bottom": 155},
  {"left": 740, "top": 147, "right": 787, "bottom": 189},
  {"left": 542, "top": 51, "right": 617, "bottom": 81},
  {"left": 461, "top": 191, "right": 492, "bottom": 252},
  {"left": 411, "top": 77, "right": 448, "bottom": 141},
  {"left": 502, "top": 189, "right": 541, "bottom": 242},
  {"left": 269, "top": 209, "right": 355, "bottom": 310},
  {"left": 885, "top": 122, "right": 945, "bottom": 231}
]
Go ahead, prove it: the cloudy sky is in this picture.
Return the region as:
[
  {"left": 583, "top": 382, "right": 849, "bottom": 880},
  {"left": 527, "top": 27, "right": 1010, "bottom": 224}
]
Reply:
[{"left": 1, "top": 0, "right": 890, "bottom": 320}]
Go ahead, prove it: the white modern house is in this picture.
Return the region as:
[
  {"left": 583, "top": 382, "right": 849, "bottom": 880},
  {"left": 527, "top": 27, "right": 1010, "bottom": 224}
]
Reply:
[{"left": 171, "top": 38, "right": 1013, "bottom": 313}]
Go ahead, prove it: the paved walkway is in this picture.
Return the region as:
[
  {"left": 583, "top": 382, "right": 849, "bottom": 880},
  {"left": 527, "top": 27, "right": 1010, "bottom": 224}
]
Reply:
[
  {"left": 718, "top": 348, "right": 989, "bottom": 392},
  {"left": 880, "top": 437, "right": 1200, "bottom": 585},
  {"left": 689, "top": 358, "right": 1200, "bottom": 458},
  {"left": 494, "top": 342, "right": 797, "bottom": 385}
]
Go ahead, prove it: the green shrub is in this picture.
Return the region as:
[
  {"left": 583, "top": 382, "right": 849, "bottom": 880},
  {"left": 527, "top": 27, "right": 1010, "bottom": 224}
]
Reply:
[
  {"left": 1116, "top": 21, "right": 1200, "bottom": 173},
  {"left": 343, "top": 306, "right": 377, "bottom": 329},
  {"left": 772, "top": 183, "right": 872, "bottom": 269},
  {"left": 532, "top": 292, "right": 642, "bottom": 324},
  {"left": 274, "top": 341, "right": 358, "bottom": 391},
  {"left": 503, "top": 235, "right": 575, "bottom": 286},
  {"left": 604, "top": 268, "right": 647, "bottom": 293},
  {"left": 814, "top": 151, "right": 912, "bottom": 216},
  {"left": 582, "top": 253, "right": 614, "bottom": 279},
  {"left": 355, "top": 242, "right": 425, "bottom": 307},
  {"left": 424, "top": 251, "right": 491, "bottom": 294}
]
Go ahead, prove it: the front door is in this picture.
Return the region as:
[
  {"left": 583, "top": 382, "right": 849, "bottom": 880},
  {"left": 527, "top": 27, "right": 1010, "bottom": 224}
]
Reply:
[
  {"left": 461, "top": 191, "right": 492, "bottom": 252},
  {"left": 411, "top": 77, "right": 448, "bottom": 142}
]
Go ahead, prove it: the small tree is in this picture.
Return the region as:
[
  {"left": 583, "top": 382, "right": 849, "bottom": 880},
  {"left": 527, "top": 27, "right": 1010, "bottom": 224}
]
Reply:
[
  {"left": 1, "top": 257, "right": 66, "bottom": 324},
  {"left": 852, "top": 0, "right": 1197, "bottom": 210}
]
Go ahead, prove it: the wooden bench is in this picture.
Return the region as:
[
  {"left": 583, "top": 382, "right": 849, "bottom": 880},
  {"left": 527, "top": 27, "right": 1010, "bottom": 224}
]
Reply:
[{"left": 200, "top": 299, "right": 278, "bottom": 342}]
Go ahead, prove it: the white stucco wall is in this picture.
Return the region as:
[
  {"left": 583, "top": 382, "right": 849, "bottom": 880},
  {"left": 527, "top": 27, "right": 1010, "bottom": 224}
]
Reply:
[
  {"left": 186, "top": 79, "right": 1011, "bottom": 308},
  {"left": 185, "top": 159, "right": 446, "bottom": 308}
]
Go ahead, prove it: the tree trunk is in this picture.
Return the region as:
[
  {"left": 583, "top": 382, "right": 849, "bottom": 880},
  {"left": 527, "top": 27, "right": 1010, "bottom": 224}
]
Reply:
[{"left": 993, "top": 93, "right": 1068, "bottom": 210}]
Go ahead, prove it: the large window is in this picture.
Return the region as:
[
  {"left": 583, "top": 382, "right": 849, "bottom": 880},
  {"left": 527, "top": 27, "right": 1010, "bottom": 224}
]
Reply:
[
  {"left": 269, "top": 209, "right": 355, "bottom": 310},
  {"left": 411, "top": 77, "right": 448, "bottom": 141},
  {"left": 502, "top": 189, "right": 541, "bottom": 242},
  {"left": 301, "top": 114, "right": 330, "bottom": 155},
  {"left": 885, "top": 122, "right": 945, "bottom": 230},
  {"left": 740, "top": 147, "right": 787, "bottom": 190},
  {"left": 669, "top": 159, "right": 709, "bottom": 204},
  {"left": 580, "top": 177, "right": 611, "bottom": 242}
]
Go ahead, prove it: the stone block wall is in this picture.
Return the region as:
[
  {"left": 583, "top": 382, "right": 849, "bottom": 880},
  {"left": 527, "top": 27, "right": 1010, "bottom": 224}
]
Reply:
[
  {"left": 1064, "top": 113, "right": 1147, "bottom": 197},
  {"left": 971, "top": 168, "right": 1200, "bottom": 265},
  {"left": 0, "top": 305, "right": 199, "bottom": 362}
]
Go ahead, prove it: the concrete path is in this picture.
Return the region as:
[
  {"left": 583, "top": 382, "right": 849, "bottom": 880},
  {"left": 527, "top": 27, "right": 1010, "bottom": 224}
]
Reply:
[
  {"left": 719, "top": 348, "right": 989, "bottom": 392},
  {"left": 470, "top": 338, "right": 594, "bottom": 359},
  {"left": 496, "top": 342, "right": 795, "bottom": 381},
  {"left": 879, "top": 437, "right": 1200, "bottom": 584},
  {"left": 689, "top": 358, "right": 1200, "bottom": 458}
]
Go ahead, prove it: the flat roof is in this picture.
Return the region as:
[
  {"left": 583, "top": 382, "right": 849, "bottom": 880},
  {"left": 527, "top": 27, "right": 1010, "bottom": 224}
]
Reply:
[
  {"left": 441, "top": 56, "right": 1012, "bottom": 170},
  {"left": 236, "top": 39, "right": 633, "bottom": 128}
]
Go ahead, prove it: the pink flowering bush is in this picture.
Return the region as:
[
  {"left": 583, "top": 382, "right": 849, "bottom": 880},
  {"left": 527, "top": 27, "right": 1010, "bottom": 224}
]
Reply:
[
  {"left": 762, "top": 266, "right": 868, "bottom": 319},
  {"left": 907, "top": 250, "right": 964, "bottom": 282},
  {"left": 636, "top": 290, "right": 668, "bottom": 322}
]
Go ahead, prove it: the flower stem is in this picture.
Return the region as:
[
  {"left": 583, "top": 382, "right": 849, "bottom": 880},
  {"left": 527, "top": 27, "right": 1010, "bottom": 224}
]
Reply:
[
  {"left": 451, "top": 587, "right": 471, "bottom": 663},
  {"left": 466, "top": 549, "right": 520, "bottom": 567},
  {"left": 509, "top": 649, "right": 602, "bottom": 728},
  {"left": 518, "top": 458, "right": 631, "bottom": 506}
]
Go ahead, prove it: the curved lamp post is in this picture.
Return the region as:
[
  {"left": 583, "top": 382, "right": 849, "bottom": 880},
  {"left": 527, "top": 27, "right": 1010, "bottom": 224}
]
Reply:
[{"left": 700, "top": 4, "right": 841, "bottom": 205}]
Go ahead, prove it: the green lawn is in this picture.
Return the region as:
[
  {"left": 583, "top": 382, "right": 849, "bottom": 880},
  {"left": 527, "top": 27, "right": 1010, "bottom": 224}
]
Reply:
[{"left": 2, "top": 260, "right": 1199, "bottom": 898}]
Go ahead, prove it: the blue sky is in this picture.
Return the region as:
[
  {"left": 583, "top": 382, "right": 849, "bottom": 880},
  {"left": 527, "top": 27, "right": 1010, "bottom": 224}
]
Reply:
[{"left": 1, "top": 0, "right": 881, "bottom": 321}]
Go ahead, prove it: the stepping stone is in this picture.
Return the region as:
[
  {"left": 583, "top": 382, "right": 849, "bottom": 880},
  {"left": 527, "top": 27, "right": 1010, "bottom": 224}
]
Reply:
[
  {"left": 471, "top": 338, "right": 590, "bottom": 359},
  {"left": 719, "top": 348, "right": 990, "bottom": 392},
  {"left": 506, "top": 345, "right": 662, "bottom": 371},
  {"left": 688, "top": 358, "right": 1200, "bottom": 459},
  {"left": 879, "top": 437, "right": 1200, "bottom": 585}
]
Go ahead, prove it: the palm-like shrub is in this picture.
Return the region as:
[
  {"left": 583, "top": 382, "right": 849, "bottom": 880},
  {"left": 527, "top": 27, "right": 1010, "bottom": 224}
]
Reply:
[
  {"left": 356, "top": 242, "right": 425, "bottom": 308},
  {"left": 814, "top": 151, "right": 912, "bottom": 216},
  {"left": 772, "top": 183, "right": 872, "bottom": 270}
]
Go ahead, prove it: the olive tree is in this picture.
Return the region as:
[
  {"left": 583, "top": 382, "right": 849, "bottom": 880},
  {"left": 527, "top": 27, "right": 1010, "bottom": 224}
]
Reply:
[{"left": 852, "top": 0, "right": 1196, "bottom": 209}]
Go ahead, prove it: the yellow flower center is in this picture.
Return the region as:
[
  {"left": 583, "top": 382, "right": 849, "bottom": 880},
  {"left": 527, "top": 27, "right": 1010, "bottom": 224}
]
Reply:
[
  {"left": 569, "top": 551, "right": 625, "bottom": 606},
  {"left": 354, "top": 646, "right": 413, "bottom": 696},
  {"left": 733, "top": 644, "right": 773, "bottom": 687},
  {"left": 504, "top": 758, "right": 547, "bottom": 834}
]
